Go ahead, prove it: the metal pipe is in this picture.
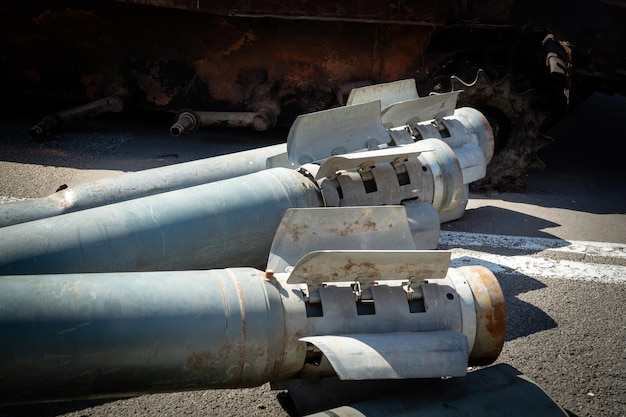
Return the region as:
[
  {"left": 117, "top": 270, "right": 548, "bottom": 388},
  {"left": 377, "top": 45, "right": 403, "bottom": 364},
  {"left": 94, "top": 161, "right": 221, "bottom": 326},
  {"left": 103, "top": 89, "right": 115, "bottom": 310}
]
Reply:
[
  {"left": 0, "top": 143, "right": 287, "bottom": 228},
  {"left": 0, "top": 255, "right": 505, "bottom": 405},
  {"left": 28, "top": 90, "right": 128, "bottom": 138},
  {"left": 170, "top": 107, "right": 278, "bottom": 136}
]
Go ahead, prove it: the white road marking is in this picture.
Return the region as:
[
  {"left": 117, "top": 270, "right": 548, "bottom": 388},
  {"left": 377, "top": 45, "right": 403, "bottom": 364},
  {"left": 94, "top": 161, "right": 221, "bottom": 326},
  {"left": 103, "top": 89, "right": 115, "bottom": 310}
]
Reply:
[{"left": 440, "top": 231, "right": 626, "bottom": 285}]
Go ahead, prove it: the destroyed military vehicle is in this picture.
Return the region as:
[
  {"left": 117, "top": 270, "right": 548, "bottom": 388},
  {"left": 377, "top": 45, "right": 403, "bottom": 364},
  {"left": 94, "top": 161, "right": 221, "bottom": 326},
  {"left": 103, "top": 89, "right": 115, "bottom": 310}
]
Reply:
[{"left": 1, "top": 0, "right": 624, "bottom": 187}]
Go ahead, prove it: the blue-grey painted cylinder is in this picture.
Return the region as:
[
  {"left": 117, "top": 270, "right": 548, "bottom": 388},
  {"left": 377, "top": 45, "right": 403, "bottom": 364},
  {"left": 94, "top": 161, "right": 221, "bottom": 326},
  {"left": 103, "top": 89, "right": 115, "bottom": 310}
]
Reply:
[
  {"left": 0, "top": 167, "right": 323, "bottom": 275},
  {"left": 0, "top": 269, "right": 300, "bottom": 405},
  {"left": 0, "top": 143, "right": 287, "bottom": 228}
]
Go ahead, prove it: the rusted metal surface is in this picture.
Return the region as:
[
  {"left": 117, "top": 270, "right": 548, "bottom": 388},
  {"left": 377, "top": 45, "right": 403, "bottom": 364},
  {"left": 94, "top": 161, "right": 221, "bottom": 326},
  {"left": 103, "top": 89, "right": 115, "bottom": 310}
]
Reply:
[
  {"left": 461, "top": 265, "right": 507, "bottom": 366},
  {"left": 11, "top": 0, "right": 611, "bottom": 117},
  {"left": 0, "top": 2, "right": 434, "bottom": 118}
]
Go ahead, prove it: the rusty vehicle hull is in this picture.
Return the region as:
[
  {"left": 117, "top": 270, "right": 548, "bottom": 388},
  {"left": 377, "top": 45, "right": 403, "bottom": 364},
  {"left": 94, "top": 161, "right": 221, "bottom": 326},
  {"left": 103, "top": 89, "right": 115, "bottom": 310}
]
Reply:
[
  {"left": 1, "top": 1, "right": 625, "bottom": 186},
  {"left": 1, "top": 2, "right": 438, "bottom": 117}
]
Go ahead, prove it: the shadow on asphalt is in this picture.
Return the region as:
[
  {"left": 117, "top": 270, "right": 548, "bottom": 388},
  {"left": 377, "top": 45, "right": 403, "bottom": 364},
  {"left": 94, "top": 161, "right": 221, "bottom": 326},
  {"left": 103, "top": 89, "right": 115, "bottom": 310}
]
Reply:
[
  {"left": 498, "top": 274, "right": 558, "bottom": 341},
  {"left": 0, "top": 397, "right": 131, "bottom": 417},
  {"left": 442, "top": 205, "right": 567, "bottom": 242}
]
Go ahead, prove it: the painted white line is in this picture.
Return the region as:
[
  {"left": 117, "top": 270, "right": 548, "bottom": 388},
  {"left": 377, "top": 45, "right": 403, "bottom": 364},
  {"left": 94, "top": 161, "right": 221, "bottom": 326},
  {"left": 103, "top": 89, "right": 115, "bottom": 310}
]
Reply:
[
  {"left": 440, "top": 230, "right": 626, "bottom": 260},
  {"left": 440, "top": 231, "right": 626, "bottom": 284},
  {"left": 448, "top": 248, "right": 626, "bottom": 285}
]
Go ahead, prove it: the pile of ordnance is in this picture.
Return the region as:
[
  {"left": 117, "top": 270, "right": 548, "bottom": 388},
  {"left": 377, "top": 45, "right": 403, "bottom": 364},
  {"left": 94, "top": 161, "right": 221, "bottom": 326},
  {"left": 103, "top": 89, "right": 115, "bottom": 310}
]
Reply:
[{"left": 0, "top": 81, "right": 568, "bottom": 416}]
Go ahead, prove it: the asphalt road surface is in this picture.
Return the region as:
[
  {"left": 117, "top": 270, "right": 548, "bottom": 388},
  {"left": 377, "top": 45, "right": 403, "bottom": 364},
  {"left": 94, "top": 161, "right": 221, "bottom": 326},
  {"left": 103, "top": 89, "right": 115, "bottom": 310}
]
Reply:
[{"left": 0, "top": 92, "right": 624, "bottom": 417}]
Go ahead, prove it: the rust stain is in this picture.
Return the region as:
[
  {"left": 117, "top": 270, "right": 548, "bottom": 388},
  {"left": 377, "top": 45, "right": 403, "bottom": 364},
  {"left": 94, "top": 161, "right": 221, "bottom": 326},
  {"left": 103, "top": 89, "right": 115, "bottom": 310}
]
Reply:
[
  {"left": 466, "top": 265, "right": 507, "bottom": 366},
  {"left": 218, "top": 30, "right": 256, "bottom": 59},
  {"left": 219, "top": 343, "right": 230, "bottom": 357},
  {"left": 474, "top": 265, "right": 507, "bottom": 343},
  {"left": 288, "top": 222, "right": 309, "bottom": 242},
  {"left": 284, "top": 62, "right": 322, "bottom": 88},
  {"left": 5, "top": 5, "right": 436, "bottom": 116},
  {"left": 234, "top": 277, "right": 247, "bottom": 384},
  {"left": 216, "top": 277, "right": 229, "bottom": 331},
  {"left": 132, "top": 66, "right": 173, "bottom": 106},
  {"left": 80, "top": 73, "right": 102, "bottom": 101},
  {"left": 185, "top": 350, "right": 217, "bottom": 371},
  {"left": 360, "top": 218, "right": 377, "bottom": 231},
  {"left": 342, "top": 259, "right": 380, "bottom": 278},
  {"left": 486, "top": 298, "right": 507, "bottom": 341},
  {"left": 324, "top": 215, "right": 386, "bottom": 237}
]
